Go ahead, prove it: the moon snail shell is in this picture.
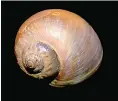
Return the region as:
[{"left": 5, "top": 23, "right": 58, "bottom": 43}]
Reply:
[{"left": 14, "top": 9, "right": 103, "bottom": 87}]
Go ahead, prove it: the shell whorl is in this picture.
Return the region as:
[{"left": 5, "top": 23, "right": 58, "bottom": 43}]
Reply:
[
  {"left": 15, "top": 9, "right": 103, "bottom": 87},
  {"left": 20, "top": 41, "right": 60, "bottom": 79}
]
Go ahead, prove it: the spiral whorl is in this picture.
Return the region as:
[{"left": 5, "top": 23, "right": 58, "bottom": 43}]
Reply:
[
  {"left": 21, "top": 41, "right": 60, "bottom": 78},
  {"left": 22, "top": 50, "right": 44, "bottom": 74}
]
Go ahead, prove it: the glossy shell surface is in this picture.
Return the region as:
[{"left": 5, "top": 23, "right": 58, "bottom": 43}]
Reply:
[{"left": 15, "top": 9, "right": 103, "bottom": 87}]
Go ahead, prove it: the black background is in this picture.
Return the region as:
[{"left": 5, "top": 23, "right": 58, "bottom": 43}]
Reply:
[{"left": 2, "top": 1, "right": 118, "bottom": 100}]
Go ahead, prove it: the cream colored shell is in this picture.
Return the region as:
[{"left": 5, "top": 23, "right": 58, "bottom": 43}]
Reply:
[{"left": 14, "top": 9, "right": 103, "bottom": 87}]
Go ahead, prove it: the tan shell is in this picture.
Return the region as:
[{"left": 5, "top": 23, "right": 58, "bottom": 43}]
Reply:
[{"left": 14, "top": 9, "right": 103, "bottom": 87}]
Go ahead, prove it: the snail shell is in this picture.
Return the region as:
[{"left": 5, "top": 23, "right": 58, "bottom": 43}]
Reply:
[{"left": 14, "top": 9, "right": 103, "bottom": 87}]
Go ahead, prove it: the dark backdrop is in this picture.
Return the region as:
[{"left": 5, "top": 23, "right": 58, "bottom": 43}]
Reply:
[{"left": 2, "top": 1, "right": 118, "bottom": 100}]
